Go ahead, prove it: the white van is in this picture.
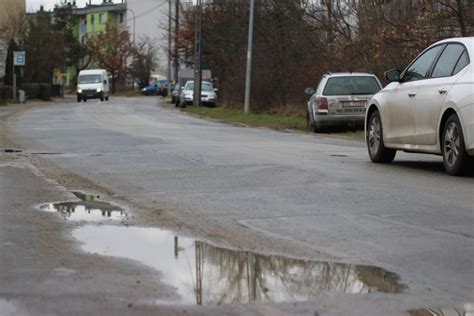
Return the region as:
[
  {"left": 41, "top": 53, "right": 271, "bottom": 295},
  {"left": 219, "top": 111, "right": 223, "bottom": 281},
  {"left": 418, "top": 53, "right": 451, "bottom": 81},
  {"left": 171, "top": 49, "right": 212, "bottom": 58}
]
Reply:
[{"left": 77, "top": 69, "right": 110, "bottom": 102}]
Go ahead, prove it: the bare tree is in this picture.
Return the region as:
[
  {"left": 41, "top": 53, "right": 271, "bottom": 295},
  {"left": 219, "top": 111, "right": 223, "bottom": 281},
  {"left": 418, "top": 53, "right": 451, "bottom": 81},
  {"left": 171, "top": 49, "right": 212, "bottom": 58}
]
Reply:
[{"left": 130, "top": 37, "right": 158, "bottom": 89}]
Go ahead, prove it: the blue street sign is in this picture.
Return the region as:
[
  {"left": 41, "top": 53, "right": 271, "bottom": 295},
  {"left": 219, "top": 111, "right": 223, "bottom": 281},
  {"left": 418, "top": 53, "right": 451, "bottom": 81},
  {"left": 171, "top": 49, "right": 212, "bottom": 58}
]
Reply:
[{"left": 14, "top": 51, "right": 26, "bottom": 66}]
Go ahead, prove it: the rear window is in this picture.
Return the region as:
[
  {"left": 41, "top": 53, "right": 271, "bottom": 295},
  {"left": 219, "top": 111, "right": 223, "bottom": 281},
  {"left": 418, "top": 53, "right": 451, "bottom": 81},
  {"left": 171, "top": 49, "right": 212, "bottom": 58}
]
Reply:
[{"left": 323, "top": 76, "right": 381, "bottom": 96}]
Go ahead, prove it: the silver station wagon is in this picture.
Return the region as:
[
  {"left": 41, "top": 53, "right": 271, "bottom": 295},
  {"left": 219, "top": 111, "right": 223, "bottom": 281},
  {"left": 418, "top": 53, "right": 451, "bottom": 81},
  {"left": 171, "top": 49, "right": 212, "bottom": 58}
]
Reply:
[
  {"left": 305, "top": 72, "right": 383, "bottom": 132},
  {"left": 366, "top": 37, "right": 474, "bottom": 176}
]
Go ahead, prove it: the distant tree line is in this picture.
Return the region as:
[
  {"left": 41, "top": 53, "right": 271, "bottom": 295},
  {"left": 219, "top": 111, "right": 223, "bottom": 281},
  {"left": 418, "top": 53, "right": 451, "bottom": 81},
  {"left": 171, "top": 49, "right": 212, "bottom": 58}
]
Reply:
[{"left": 176, "top": 0, "right": 474, "bottom": 113}]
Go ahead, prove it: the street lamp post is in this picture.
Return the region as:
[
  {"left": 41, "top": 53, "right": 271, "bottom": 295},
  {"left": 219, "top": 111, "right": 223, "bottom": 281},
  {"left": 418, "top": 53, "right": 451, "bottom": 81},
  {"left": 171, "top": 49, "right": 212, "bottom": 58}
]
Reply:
[
  {"left": 193, "top": 0, "right": 202, "bottom": 108},
  {"left": 244, "top": 0, "right": 255, "bottom": 115}
]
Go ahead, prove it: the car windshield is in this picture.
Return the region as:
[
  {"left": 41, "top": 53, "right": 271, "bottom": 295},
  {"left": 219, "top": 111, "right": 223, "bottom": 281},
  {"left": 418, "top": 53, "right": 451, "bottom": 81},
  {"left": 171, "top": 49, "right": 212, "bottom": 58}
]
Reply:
[
  {"left": 185, "top": 82, "right": 213, "bottom": 91},
  {"left": 323, "top": 76, "right": 381, "bottom": 96},
  {"left": 78, "top": 74, "right": 101, "bottom": 84}
]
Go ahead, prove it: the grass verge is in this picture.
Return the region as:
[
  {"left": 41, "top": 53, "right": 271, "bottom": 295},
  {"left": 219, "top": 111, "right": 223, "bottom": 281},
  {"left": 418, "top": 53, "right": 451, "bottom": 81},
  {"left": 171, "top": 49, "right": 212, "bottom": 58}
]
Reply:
[
  {"left": 182, "top": 106, "right": 365, "bottom": 141},
  {"left": 183, "top": 106, "right": 307, "bottom": 131},
  {"left": 0, "top": 99, "right": 21, "bottom": 106}
]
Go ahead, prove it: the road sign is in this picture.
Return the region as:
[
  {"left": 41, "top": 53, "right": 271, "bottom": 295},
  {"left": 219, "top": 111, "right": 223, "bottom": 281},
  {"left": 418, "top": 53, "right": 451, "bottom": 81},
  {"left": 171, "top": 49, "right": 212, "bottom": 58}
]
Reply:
[{"left": 13, "top": 51, "right": 26, "bottom": 66}]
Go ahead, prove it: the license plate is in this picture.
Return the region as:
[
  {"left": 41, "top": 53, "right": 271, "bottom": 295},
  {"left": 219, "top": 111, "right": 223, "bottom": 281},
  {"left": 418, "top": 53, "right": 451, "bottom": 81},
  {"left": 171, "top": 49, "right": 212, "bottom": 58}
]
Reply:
[
  {"left": 341, "top": 100, "right": 366, "bottom": 107},
  {"left": 344, "top": 108, "right": 365, "bottom": 114}
]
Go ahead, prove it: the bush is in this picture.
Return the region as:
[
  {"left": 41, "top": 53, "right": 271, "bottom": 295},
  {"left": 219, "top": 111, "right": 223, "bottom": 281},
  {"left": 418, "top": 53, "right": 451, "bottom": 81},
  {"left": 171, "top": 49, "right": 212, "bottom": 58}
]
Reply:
[
  {"left": 21, "top": 83, "right": 40, "bottom": 99},
  {"left": 39, "top": 83, "right": 51, "bottom": 101},
  {"left": 0, "top": 85, "right": 13, "bottom": 100},
  {"left": 20, "top": 83, "right": 51, "bottom": 100}
]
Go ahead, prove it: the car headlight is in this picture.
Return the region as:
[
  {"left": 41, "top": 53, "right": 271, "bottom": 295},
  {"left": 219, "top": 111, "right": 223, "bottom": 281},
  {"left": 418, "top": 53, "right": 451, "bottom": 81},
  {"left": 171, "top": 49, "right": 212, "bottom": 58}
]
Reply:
[
  {"left": 97, "top": 88, "right": 102, "bottom": 93},
  {"left": 77, "top": 89, "right": 82, "bottom": 93}
]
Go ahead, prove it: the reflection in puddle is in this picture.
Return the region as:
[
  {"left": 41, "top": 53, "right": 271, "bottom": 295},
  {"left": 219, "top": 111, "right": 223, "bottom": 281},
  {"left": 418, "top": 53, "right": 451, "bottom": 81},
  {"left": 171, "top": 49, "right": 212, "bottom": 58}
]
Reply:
[
  {"left": 409, "top": 303, "right": 474, "bottom": 316},
  {"left": 73, "top": 225, "right": 407, "bottom": 305},
  {"left": 40, "top": 192, "right": 125, "bottom": 222}
]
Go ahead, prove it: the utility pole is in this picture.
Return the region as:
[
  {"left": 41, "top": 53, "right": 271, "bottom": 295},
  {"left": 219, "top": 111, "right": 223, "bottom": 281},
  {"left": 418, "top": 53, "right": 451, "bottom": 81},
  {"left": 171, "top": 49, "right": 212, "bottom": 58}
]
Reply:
[
  {"left": 244, "top": 0, "right": 255, "bottom": 114},
  {"left": 193, "top": 0, "right": 202, "bottom": 107},
  {"left": 174, "top": 0, "right": 179, "bottom": 85},
  {"left": 168, "top": 0, "right": 172, "bottom": 97}
]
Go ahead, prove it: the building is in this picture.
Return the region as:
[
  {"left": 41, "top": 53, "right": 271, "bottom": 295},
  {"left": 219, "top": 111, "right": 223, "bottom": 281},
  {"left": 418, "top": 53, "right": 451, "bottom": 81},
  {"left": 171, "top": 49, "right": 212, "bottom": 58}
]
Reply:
[
  {"left": 58, "top": 1, "right": 127, "bottom": 86},
  {"left": 0, "top": 0, "right": 26, "bottom": 81},
  {"left": 69, "top": 1, "right": 127, "bottom": 44}
]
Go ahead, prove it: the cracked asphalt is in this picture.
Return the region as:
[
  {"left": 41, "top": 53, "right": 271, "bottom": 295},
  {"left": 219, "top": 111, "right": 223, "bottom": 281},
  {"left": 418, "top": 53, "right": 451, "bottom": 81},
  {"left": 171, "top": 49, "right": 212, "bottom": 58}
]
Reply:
[{"left": 1, "top": 96, "right": 473, "bottom": 315}]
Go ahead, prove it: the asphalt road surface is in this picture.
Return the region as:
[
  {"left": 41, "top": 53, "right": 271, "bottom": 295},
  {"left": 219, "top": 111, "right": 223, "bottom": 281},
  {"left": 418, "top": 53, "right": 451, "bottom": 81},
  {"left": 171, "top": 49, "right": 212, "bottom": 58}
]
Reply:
[{"left": 2, "top": 97, "right": 473, "bottom": 315}]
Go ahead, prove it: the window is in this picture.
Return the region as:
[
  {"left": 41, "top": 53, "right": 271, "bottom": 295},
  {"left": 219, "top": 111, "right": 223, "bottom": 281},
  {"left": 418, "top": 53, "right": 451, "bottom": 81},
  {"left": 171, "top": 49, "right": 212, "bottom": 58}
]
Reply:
[
  {"left": 119, "top": 13, "right": 124, "bottom": 23},
  {"left": 452, "top": 50, "right": 470, "bottom": 75},
  {"left": 78, "top": 75, "right": 101, "bottom": 84},
  {"left": 432, "top": 44, "right": 465, "bottom": 78},
  {"left": 99, "top": 13, "right": 105, "bottom": 24},
  {"left": 90, "top": 14, "right": 95, "bottom": 24},
  {"left": 323, "top": 76, "right": 381, "bottom": 96},
  {"left": 403, "top": 45, "right": 444, "bottom": 82}
]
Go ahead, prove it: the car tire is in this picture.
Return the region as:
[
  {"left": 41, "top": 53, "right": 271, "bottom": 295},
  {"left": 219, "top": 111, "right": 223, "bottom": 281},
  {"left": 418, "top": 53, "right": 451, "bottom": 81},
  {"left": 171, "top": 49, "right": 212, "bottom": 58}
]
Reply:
[
  {"left": 100, "top": 96, "right": 104, "bottom": 101},
  {"left": 367, "top": 110, "right": 396, "bottom": 163},
  {"left": 442, "top": 113, "right": 473, "bottom": 176},
  {"left": 77, "top": 97, "right": 81, "bottom": 102},
  {"left": 83, "top": 98, "right": 87, "bottom": 102},
  {"left": 105, "top": 96, "right": 109, "bottom": 101}
]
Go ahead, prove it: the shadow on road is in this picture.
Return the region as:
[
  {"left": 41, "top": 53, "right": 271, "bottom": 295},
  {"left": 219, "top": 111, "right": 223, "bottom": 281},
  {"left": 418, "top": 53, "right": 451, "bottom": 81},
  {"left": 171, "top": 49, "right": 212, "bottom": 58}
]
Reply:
[{"left": 392, "top": 160, "right": 474, "bottom": 177}]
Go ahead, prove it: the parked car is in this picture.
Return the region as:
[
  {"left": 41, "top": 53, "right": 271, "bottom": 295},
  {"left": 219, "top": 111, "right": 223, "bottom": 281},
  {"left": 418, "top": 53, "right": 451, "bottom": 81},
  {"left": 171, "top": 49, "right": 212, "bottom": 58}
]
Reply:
[
  {"left": 141, "top": 83, "right": 168, "bottom": 97},
  {"left": 305, "top": 72, "right": 382, "bottom": 132},
  {"left": 141, "top": 84, "right": 159, "bottom": 96},
  {"left": 171, "top": 84, "right": 181, "bottom": 104},
  {"left": 77, "top": 69, "right": 110, "bottom": 102},
  {"left": 366, "top": 37, "right": 474, "bottom": 176},
  {"left": 178, "top": 80, "right": 217, "bottom": 107}
]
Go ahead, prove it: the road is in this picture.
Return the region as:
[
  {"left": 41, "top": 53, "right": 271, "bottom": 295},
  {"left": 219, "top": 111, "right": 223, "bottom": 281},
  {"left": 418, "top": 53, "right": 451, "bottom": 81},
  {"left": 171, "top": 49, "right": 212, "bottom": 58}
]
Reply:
[{"left": 1, "top": 97, "right": 473, "bottom": 315}]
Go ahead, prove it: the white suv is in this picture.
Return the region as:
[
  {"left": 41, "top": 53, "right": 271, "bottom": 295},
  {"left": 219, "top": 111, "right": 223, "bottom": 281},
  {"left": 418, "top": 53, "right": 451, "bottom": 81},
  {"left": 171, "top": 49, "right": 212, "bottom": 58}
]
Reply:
[{"left": 366, "top": 37, "right": 474, "bottom": 176}]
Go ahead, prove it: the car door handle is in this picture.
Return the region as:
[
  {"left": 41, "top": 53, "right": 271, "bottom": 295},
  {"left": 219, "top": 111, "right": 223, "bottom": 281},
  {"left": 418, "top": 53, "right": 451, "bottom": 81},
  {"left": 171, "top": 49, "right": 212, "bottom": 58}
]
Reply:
[
  {"left": 439, "top": 89, "right": 448, "bottom": 94},
  {"left": 408, "top": 91, "right": 416, "bottom": 98}
]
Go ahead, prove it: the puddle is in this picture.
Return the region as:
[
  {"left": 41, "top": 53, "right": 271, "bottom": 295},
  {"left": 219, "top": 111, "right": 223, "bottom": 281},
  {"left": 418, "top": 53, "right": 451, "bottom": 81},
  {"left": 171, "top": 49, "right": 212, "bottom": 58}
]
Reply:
[
  {"left": 73, "top": 225, "right": 407, "bottom": 305},
  {"left": 40, "top": 192, "right": 125, "bottom": 222},
  {"left": 409, "top": 303, "right": 474, "bottom": 316}
]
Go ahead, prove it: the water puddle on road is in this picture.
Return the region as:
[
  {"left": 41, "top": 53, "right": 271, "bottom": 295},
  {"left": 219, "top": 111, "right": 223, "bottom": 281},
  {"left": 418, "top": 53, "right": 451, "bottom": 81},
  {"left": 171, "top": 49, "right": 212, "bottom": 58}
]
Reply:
[
  {"left": 40, "top": 192, "right": 125, "bottom": 222},
  {"left": 72, "top": 225, "right": 407, "bottom": 305},
  {"left": 409, "top": 303, "right": 473, "bottom": 316}
]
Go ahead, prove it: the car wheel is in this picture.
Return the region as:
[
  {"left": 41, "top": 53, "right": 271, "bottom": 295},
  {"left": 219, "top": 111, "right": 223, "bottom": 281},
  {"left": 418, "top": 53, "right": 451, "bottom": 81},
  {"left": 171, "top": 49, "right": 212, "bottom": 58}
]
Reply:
[
  {"left": 100, "top": 97, "right": 104, "bottom": 101},
  {"left": 442, "top": 114, "right": 473, "bottom": 176},
  {"left": 83, "top": 98, "right": 87, "bottom": 102},
  {"left": 105, "top": 96, "right": 109, "bottom": 101},
  {"left": 367, "top": 110, "right": 396, "bottom": 163},
  {"left": 77, "top": 97, "right": 81, "bottom": 102}
]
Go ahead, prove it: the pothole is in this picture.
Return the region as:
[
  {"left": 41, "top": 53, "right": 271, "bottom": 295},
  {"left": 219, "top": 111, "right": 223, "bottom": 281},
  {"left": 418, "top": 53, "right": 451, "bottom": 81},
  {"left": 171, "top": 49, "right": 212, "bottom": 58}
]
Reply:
[
  {"left": 40, "top": 191, "right": 125, "bottom": 222},
  {"left": 73, "top": 225, "right": 408, "bottom": 306},
  {"left": 3, "top": 148, "right": 22, "bottom": 153}
]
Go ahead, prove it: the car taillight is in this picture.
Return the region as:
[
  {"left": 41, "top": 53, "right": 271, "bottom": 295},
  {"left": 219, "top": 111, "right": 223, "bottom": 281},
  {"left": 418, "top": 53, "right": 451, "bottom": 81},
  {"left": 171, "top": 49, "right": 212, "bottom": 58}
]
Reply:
[{"left": 317, "top": 97, "right": 328, "bottom": 110}]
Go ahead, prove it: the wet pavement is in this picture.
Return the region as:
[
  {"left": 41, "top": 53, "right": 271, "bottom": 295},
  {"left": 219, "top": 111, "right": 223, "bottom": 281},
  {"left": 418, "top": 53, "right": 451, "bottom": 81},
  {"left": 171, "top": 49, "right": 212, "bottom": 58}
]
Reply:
[
  {"left": 3, "top": 97, "right": 474, "bottom": 315},
  {"left": 73, "top": 225, "right": 407, "bottom": 306}
]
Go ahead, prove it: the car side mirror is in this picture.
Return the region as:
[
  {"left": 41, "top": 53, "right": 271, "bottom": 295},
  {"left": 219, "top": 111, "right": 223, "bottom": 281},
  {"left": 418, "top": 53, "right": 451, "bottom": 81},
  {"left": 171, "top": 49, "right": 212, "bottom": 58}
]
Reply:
[
  {"left": 103, "top": 80, "right": 107, "bottom": 84},
  {"left": 384, "top": 69, "right": 401, "bottom": 83},
  {"left": 305, "top": 87, "right": 315, "bottom": 95}
]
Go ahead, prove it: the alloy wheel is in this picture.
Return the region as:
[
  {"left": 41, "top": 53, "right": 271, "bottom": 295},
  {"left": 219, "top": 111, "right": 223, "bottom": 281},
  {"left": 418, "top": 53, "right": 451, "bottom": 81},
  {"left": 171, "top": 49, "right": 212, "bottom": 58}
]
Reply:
[
  {"left": 368, "top": 116, "right": 381, "bottom": 155},
  {"left": 444, "top": 121, "right": 460, "bottom": 167}
]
